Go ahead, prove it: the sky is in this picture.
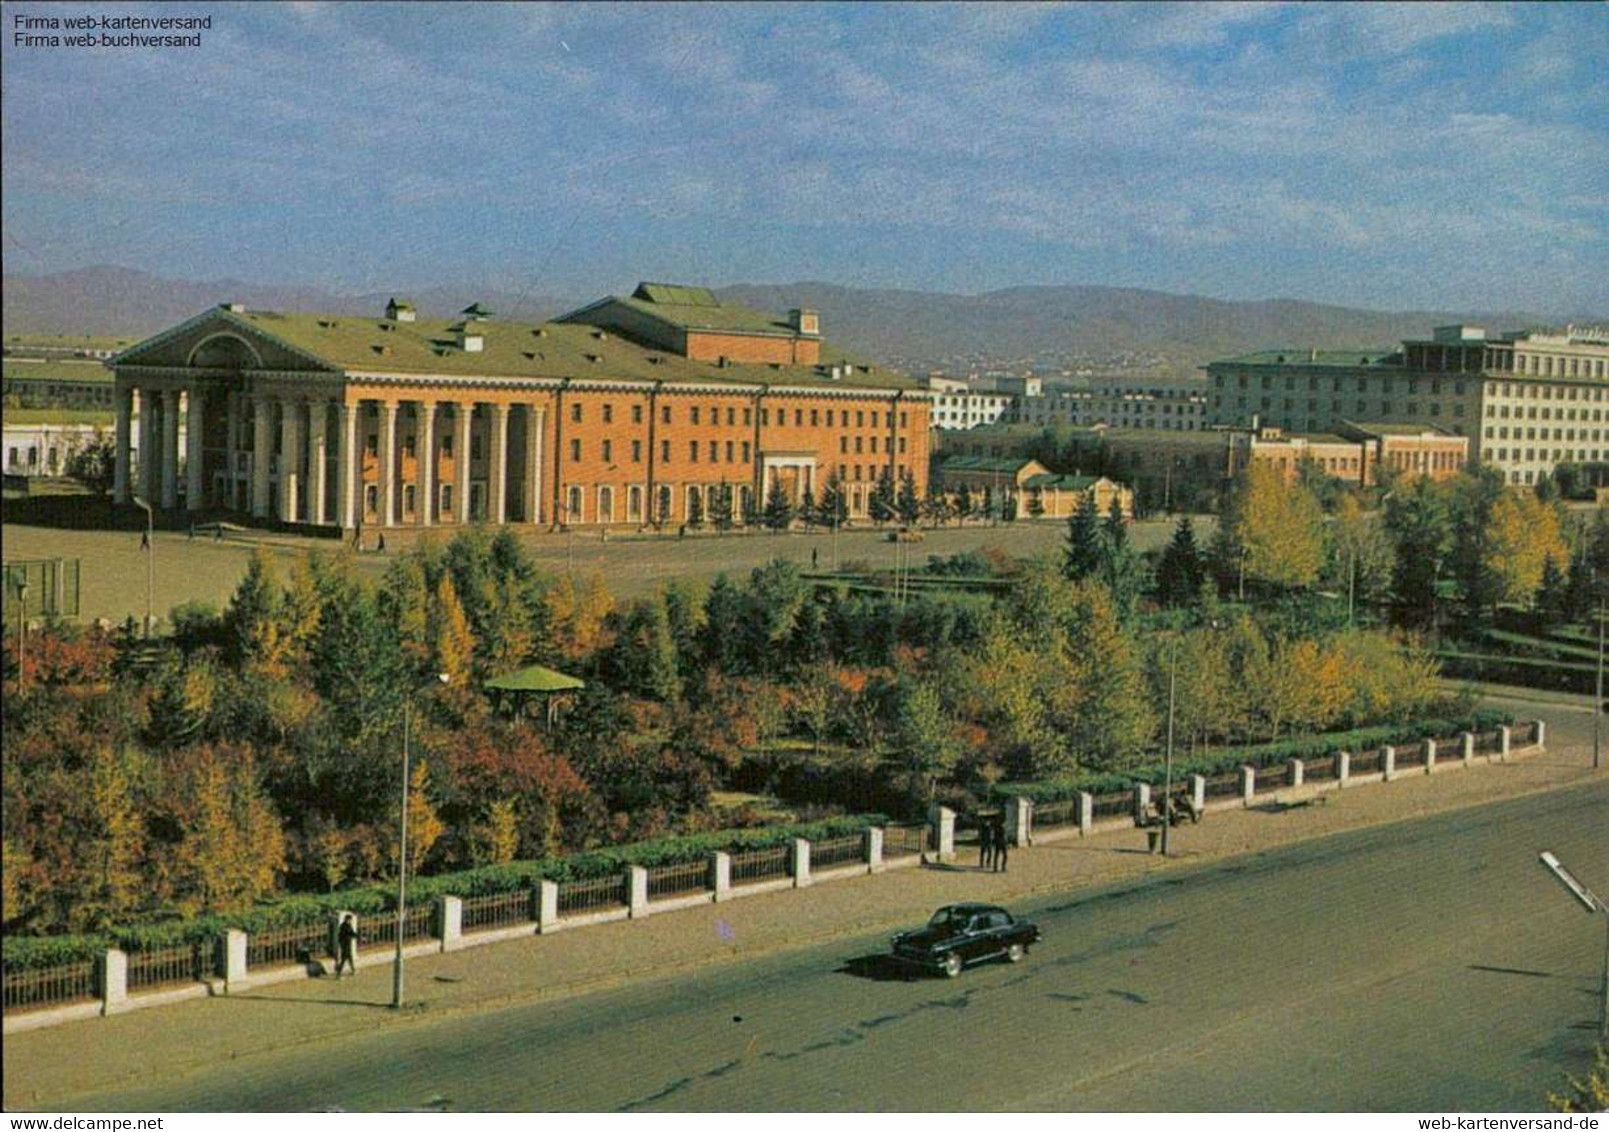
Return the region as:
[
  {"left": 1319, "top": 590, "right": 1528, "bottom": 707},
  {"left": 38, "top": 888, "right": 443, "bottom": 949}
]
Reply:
[{"left": 2, "top": 0, "right": 1606, "bottom": 315}]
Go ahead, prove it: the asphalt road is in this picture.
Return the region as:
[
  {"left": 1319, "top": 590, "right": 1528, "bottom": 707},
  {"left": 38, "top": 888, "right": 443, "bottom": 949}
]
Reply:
[{"left": 69, "top": 780, "right": 1608, "bottom": 1112}]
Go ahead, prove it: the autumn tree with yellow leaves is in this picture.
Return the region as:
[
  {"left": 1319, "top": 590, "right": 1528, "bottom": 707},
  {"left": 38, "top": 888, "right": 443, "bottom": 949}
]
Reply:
[{"left": 1233, "top": 464, "right": 1327, "bottom": 589}]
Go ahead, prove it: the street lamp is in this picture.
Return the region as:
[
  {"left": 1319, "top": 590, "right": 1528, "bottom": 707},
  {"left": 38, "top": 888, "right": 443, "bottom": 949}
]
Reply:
[
  {"left": 394, "top": 672, "right": 450, "bottom": 1010},
  {"left": 14, "top": 577, "right": 29, "bottom": 690},
  {"left": 1161, "top": 632, "right": 1179, "bottom": 857},
  {"left": 1537, "top": 851, "right": 1609, "bottom": 1039},
  {"left": 133, "top": 495, "right": 154, "bottom": 637},
  {"left": 1594, "top": 570, "right": 1603, "bottom": 773}
]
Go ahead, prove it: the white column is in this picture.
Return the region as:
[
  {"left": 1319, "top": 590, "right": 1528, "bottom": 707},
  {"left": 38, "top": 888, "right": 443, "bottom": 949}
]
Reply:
[
  {"left": 336, "top": 402, "right": 358, "bottom": 530},
  {"left": 251, "top": 395, "right": 273, "bottom": 518},
  {"left": 225, "top": 392, "right": 241, "bottom": 506},
  {"left": 280, "top": 399, "right": 301, "bottom": 523},
  {"left": 417, "top": 400, "right": 436, "bottom": 526},
  {"left": 308, "top": 400, "right": 329, "bottom": 526},
  {"left": 378, "top": 400, "right": 398, "bottom": 528},
  {"left": 455, "top": 402, "right": 473, "bottom": 524},
  {"left": 489, "top": 403, "right": 509, "bottom": 524},
  {"left": 185, "top": 388, "right": 206, "bottom": 511},
  {"left": 534, "top": 405, "right": 553, "bottom": 524},
  {"left": 136, "top": 389, "right": 157, "bottom": 502},
  {"left": 113, "top": 385, "right": 132, "bottom": 504},
  {"left": 160, "top": 388, "right": 181, "bottom": 509}
]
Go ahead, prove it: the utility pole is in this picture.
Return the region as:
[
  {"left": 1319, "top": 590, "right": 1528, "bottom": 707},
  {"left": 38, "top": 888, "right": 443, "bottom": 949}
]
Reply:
[
  {"left": 1597, "top": 585, "right": 1604, "bottom": 772},
  {"left": 14, "top": 578, "right": 28, "bottom": 691},
  {"left": 394, "top": 673, "right": 450, "bottom": 1010},
  {"left": 1161, "top": 637, "right": 1178, "bottom": 857},
  {"left": 134, "top": 496, "right": 154, "bottom": 636}
]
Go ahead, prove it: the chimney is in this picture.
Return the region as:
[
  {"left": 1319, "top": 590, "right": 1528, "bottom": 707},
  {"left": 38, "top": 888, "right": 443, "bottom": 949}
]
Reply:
[
  {"left": 456, "top": 324, "right": 484, "bottom": 353},
  {"left": 790, "top": 308, "right": 820, "bottom": 336},
  {"left": 386, "top": 298, "right": 417, "bottom": 323}
]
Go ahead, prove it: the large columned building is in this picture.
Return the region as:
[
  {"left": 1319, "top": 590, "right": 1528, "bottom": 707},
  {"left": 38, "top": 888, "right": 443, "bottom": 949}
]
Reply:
[{"left": 109, "top": 283, "right": 930, "bottom": 529}]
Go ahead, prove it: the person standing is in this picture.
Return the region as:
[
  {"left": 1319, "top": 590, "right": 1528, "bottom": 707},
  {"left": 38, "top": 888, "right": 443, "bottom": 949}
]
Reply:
[
  {"left": 978, "top": 815, "right": 995, "bottom": 871},
  {"left": 993, "top": 817, "right": 1009, "bottom": 873},
  {"left": 335, "top": 913, "right": 357, "bottom": 979}
]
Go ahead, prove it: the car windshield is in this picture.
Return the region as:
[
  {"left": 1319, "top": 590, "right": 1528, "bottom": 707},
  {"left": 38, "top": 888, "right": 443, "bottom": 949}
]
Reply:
[{"left": 927, "top": 908, "right": 968, "bottom": 930}]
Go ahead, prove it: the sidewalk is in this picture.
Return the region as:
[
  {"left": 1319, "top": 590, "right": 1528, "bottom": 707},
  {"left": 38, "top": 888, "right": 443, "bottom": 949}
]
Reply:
[{"left": 4, "top": 729, "right": 1601, "bottom": 1110}]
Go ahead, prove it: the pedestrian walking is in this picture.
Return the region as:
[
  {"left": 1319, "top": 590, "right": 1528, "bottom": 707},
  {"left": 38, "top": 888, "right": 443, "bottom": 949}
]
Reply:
[
  {"left": 993, "top": 817, "right": 1009, "bottom": 873},
  {"left": 139, "top": 528, "right": 150, "bottom": 551},
  {"left": 812, "top": 547, "right": 819, "bottom": 569},
  {"left": 377, "top": 533, "right": 387, "bottom": 554},
  {"left": 335, "top": 913, "right": 357, "bottom": 978},
  {"left": 978, "top": 815, "right": 995, "bottom": 870}
]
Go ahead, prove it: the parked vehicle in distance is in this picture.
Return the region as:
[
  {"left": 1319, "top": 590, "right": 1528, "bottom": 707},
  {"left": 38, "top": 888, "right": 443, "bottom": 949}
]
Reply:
[{"left": 890, "top": 903, "right": 1042, "bottom": 978}]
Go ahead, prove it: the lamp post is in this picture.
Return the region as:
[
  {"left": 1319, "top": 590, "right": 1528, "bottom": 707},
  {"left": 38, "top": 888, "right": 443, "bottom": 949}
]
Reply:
[
  {"left": 1537, "top": 851, "right": 1608, "bottom": 1040},
  {"left": 133, "top": 495, "right": 154, "bottom": 637},
  {"left": 1161, "top": 633, "right": 1179, "bottom": 857},
  {"left": 394, "top": 672, "right": 450, "bottom": 1010},
  {"left": 1595, "top": 573, "right": 1603, "bottom": 772},
  {"left": 14, "top": 577, "right": 29, "bottom": 690}
]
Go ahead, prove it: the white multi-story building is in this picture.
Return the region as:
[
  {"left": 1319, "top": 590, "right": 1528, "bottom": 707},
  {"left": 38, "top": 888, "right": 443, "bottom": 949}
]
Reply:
[
  {"left": 1206, "top": 325, "right": 1609, "bottom": 487},
  {"left": 1007, "top": 376, "right": 1208, "bottom": 431},
  {"left": 923, "top": 374, "right": 1014, "bottom": 430}
]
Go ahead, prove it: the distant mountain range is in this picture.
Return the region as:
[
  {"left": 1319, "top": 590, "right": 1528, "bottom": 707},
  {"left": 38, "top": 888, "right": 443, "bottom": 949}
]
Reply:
[{"left": 4, "top": 265, "right": 1589, "bottom": 375}]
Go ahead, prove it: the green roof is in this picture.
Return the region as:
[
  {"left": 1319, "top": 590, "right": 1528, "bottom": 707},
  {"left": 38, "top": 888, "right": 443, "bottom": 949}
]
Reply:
[
  {"left": 483, "top": 663, "right": 585, "bottom": 693},
  {"left": 634, "top": 282, "right": 721, "bottom": 307},
  {"left": 119, "top": 306, "right": 909, "bottom": 391},
  {"left": 5, "top": 334, "right": 137, "bottom": 352},
  {"left": 460, "top": 303, "right": 495, "bottom": 319},
  {"left": 3, "top": 359, "right": 113, "bottom": 384},
  {"left": 1208, "top": 349, "right": 1398, "bottom": 369},
  {"left": 1025, "top": 473, "right": 1100, "bottom": 490},
  {"left": 3, "top": 408, "right": 113, "bottom": 426},
  {"left": 577, "top": 287, "right": 806, "bottom": 338},
  {"left": 939, "top": 456, "right": 1035, "bottom": 474}
]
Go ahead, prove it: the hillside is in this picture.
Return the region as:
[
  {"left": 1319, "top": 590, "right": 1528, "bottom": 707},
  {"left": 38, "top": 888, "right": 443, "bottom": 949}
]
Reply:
[{"left": 3, "top": 266, "right": 1578, "bottom": 375}]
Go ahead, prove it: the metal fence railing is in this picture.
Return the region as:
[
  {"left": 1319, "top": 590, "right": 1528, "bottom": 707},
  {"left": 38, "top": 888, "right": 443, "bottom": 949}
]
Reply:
[
  {"left": 883, "top": 823, "right": 927, "bottom": 858},
  {"left": 730, "top": 845, "right": 791, "bottom": 886},
  {"left": 461, "top": 890, "right": 533, "bottom": 933},
  {"left": 2, "top": 960, "right": 98, "bottom": 1015},
  {"left": 1395, "top": 741, "right": 1426, "bottom": 768},
  {"left": 1304, "top": 754, "right": 1336, "bottom": 781},
  {"left": 247, "top": 922, "right": 329, "bottom": 970},
  {"left": 1033, "top": 799, "right": 1076, "bottom": 828},
  {"left": 1474, "top": 729, "right": 1503, "bottom": 754},
  {"left": 557, "top": 874, "right": 628, "bottom": 916},
  {"left": 1203, "top": 773, "right": 1241, "bottom": 799},
  {"left": 1351, "top": 748, "right": 1383, "bottom": 775},
  {"left": 362, "top": 904, "right": 436, "bottom": 947},
  {"left": 1091, "top": 793, "right": 1130, "bottom": 820},
  {"left": 647, "top": 860, "right": 709, "bottom": 901},
  {"left": 1515, "top": 721, "right": 1542, "bottom": 746},
  {"left": 810, "top": 835, "right": 864, "bottom": 870},
  {"left": 126, "top": 941, "right": 209, "bottom": 993}
]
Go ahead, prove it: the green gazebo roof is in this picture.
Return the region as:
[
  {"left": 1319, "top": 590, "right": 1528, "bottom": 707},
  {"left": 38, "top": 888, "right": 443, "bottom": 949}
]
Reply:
[{"left": 484, "top": 664, "right": 585, "bottom": 693}]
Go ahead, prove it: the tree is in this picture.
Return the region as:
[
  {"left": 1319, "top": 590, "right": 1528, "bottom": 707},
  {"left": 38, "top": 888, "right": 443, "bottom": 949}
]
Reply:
[
  {"left": 1548, "top": 1043, "right": 1609, "bottom": 1113},
  {"left": 606, "top": 595, "right": 682, "bottom": 702},
  {"left": 1155, "top": 516, "right": 1206, "bottom": 607},
  {"left": 798, "top": 486, "right": 818, "bottom": 531},
  {"left": 1451, "top": 465, "right": 1508, "bottom": 619},
  {"left": 1235, "top": 465, "right": 1325, "bottom": 589},
  {"left": 226, "top": 548, "right": 287, "bottom": 674},
  {"left": 398, "top": 758, "right": 445, "bottom": 877},
  {"left": 686, "top": 487, "right": 705, "bottom": 530},
  {"left": 762, "top": 478, "right": 794, "bottom": 532},
  {"left": 545, "top": 572, "right": 613, "bottom": 660},
  {"left": 81, "top": 745, "right": 144, "bottom": 928},
  {"left": 1485, "top": 493, "right": 1567, "bottom": 606},
  {"left": 982, "top": 485, "right": 996, "bottom": 525},
  {"left": 1535, "top": 554, "right": 1569, "bottom": 627},
  {"left": 886, "top": 679, "right": 960, "bottom": 807},
  {"left": 820, "top": 473, "right": 848, "bottom": 529},
  {"left": 1322, "top": 493, "right": 1393, "bottom": 616},
  {"left": 711, "top": 482, "right": 735, "bottom": 533},
  {"left": 869, "top": 469, "right": 896, "bottom": 525},
  {"left": 1383, "top": 476, "right": 1453, "bottom": 627},
  {"left": 1063, "top": 492, "right": 1103, "bottom": 581},
  {"left": 897, "top": 468, "right": 921, "bottom": 526},
  {"left": 1100, "top": 495, "right": 1145, "bottom": 623},
  {"left": 473, "top": 798, "right": 520, "bottom": 866},
  {"left": 955, "top": 482, "right": 974, "bottom": 524},
  {"left": 65, "top": 432, "right": 116, "bottom": 495}
]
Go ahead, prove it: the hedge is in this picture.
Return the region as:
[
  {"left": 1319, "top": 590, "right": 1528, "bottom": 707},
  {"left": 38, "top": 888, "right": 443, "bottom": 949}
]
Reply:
[
  {"left": 996, "top": 709, "right": 1514, "bottom": 805},
  {"left": 1436, "top": 650, "right": 1600, "bottom": 695},
  {"left": 0, "top": 813, "right": 887, "bottom": 972}
]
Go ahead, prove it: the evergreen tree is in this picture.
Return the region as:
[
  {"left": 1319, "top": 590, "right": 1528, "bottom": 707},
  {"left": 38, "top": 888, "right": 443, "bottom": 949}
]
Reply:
[
  {"left": 1536, "top": 553, "right": 1569, "bottom": 627},
  {"left": 1451, "top": 465, "right": 1508, "bottom": 621},
  {"left": 1100, "top": 495, "right": 1145, "bottom": 623},
  {"left": 982, "top": 484, "right": 996, "bottom": 525},
  {"left": 763, "top": 478, "right": 794, "bottom": 531},
  {"left": 687, "top": 487, "right": 705, "bottom": 530},
  {"left": 799, "top": 486, "right": 819, "bottom": 531},
  {"left": 226, "top": 548, "right": 285, "bottom": 672},
  {"left": 609, "top": 596, "right": 682, "bottom": 702},
  {"left": 699, "top": 574, "right": 746, "bottom": 672},
  {"left": 1383, "top": 476, "right": 1454, "bottom": 627},
  {"left": 820, "top": 473, "right": 848, "bottom": 528},
  {"left": 956, "top": 482, "right": 974, "bottom": 523},
  {"left": 711, "top": 482, "right": 735, "bottom": 532},
  {"left": 740, "top": 486, "right": 761, "bottom": 528},
  {"left": 1062, "top": 492, "right": 1103, "bottom": 581},
  {"left": 869, "top": 469, "right": 896, "bottom": 525},
  {"left": 897, "top": 468, "right": 921, "bottom": 526},
  {"left": 1155, "top": 516, "right": 1206, "bottom": 607}
]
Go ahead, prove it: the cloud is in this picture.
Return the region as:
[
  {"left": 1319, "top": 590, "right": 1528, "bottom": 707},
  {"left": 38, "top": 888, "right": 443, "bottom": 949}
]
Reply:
[{"left": 1127, "top": 1, "right": 1289, "bottom": 49}]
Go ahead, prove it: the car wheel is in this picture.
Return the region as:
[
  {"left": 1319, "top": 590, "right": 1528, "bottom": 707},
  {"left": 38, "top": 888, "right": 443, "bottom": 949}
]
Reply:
[
  {"left": 942, "top": 953, "right": 963, "bottom": 979},
  {"left": 1006, "top": 943, "right": 1025, "bottom": 964}
]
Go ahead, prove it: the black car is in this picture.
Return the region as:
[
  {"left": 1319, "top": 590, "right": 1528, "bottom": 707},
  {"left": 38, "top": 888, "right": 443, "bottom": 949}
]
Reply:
[{"left": 890, "top": 903, "right": 1042, "bottom": 978}]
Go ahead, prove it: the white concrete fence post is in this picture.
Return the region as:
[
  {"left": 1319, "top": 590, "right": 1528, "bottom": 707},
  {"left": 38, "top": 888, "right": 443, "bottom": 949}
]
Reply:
[
  {"left": 1077, "top": 792, "right": 1093, "bottom": 837},
  {"left": 218, "top": 929, "right": 247, "bottom": 989},
  {"left": 864, "top": 827, "right": 885, "bottom": 874},
  {"left": 1005, "top": 796, "right": 1032, "bottom": 847},
  {"left": 1239, "top": 765, "right": 1255, "bottom": 806},
  {"left": 1134, "top": 782, "right": 1152, "bottom": 825},
  {"left": 930, "top": 805, "right": 956, "bottom": 861},
  {"left": 710, "top": 851, "right": 733, "bottom": 899},
  {"left": 434, "top": 895, "right": 462, "bottom": 952},
  {"left": 537, "top": 879, "right": 560, "bottom": 933},
  {"left": 99, "top": 949, "right": 128, "bottom": 1015},
  {"left": 1190, "top": 774, "right": 1206, "bottom": 816},
  {"left": 1461, "top": 732, "right": 1474, "bottom": 766},
  {"left": 1289, "top": 759, "right": 1304, "bottom": 788},
  {"left": 1337, "top": 751, "right": 1351, "bottom": 787},
  {"left": 1498, "top": 726, "right": 1511, "bottom": 762},
  {"left": 1382, "top": 746, "right": 1397, "bottom": 781},
  {"left": 792, "top": 839, "right": 812, "bottom": 888},
  {"left": 627, "top": 865, "right": 649, "bottom": 919},
  {"left": 1535, "top": 720, "right": 1546, "bottom": 749},
  {"left": 1425, "top": 738, "right": 1438, "bottom": 774}
]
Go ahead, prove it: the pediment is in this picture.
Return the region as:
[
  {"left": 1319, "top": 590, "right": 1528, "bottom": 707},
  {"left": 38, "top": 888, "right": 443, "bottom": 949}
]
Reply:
[{"left": 113, "top": 308, "right": 340, "bottom": 373}]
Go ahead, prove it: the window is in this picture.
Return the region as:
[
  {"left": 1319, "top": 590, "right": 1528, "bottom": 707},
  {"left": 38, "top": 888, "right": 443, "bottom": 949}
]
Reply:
[
  {"left": 725, "top": 440, "right": 734, "bottom": 462},
  {"left": 691, "top": 407, "right": 701, "bottom": 425},
  {"left": 632, "top": 439, "right": 642, "bottom": 462},
  {"left": 662, "top": 405, "right": 671, "bottom": 424},
  {"left": 403, "top": 485, "right": 415, "bottom": 515},
  {"left": 689, "top": 440, "right": 699, "bottom": 462},
  {"left": 840, "top": 436, "right": 848, "bottom": 454},
  {"left": 602, "top": 439, "right": 612, "bottom": 463},
  {"left": 811, "top": 410, "right": 819, "bottom": 426},
  {"left": 661, "top": 439, "right": 671, "bottom": 462},
  {"left": 366, "top": 433, "right": 379, "bottom": 457},
  {"left": 570, "top": 438, "right": 581, "bottom": 461},
  {"left": 441, "top": 483, "right": 453, "bottom": 514},
  {"left": 571, "top": 403, "right": 582, "bottom": 423},
  {"left": 603, "top": 404, "right": 613, "bottom": 423},
  {"left": 727, "top": 407, "right": 736, "bottom": 425},
  {"left": 628, "top": 485, "right": 643, "bottom": 521},
  {"left": 632, "top": 404, "right": 643, "bottom": 424},
  {"left": 365, "top": 484, "right": 378, "bottom": 514},
  {"left": 598, "top": 486, "right": 614, "bottom": 522},
  {"left": 795, "top": 409, "right": 803, "bottom": 426},
  {"left": 567, "top": 485, "right": 583, "bottom": 521},
  {"left": 708, "top": 440, "right": 717, "bottom": 462},
  {"left": 741, "top": 441, "right": 750, "bottom": 462},
  {"left": 441, "top": 433, "right": 453, "bottom": 456}
]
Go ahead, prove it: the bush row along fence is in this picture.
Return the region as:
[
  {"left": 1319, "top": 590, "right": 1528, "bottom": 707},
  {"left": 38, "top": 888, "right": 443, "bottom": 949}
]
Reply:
[
  {"left": 2, "top": 822, "right": 922, "bottom": 1023},
  {"left": 1000, "top": 722, "right": 1539, "bottom": 848}
]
